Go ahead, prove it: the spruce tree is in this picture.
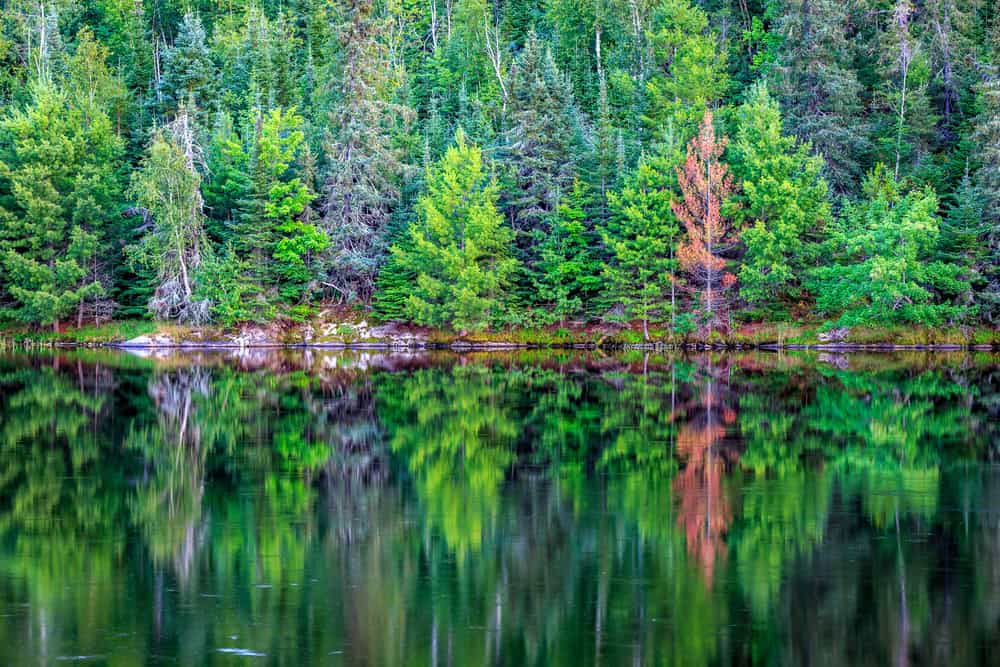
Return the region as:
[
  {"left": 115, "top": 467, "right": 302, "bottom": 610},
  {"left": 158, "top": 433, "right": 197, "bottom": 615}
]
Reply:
[
  {"left": 501, "top": 32, "right": 581, "bottom": 280},
  {"left": 534, "top": 179, "right": 602, "bottom": 324},
  {"left": 322, "top": 0, "right": 412, "bottom": 304},
  {"left": 974, "top": 71, "right": 1000, "bottom": 323},
  {"left": 772, "top": 0, "right": 869, "bottom": 195},
  {"left": 158, "top": 12, "right": 217, "bottom": 120}
]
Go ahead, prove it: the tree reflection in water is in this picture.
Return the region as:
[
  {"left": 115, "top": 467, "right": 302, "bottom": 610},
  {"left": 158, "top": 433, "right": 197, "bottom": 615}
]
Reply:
[{"left": 0, "top": 349, "right": 996, "bottom": 665}]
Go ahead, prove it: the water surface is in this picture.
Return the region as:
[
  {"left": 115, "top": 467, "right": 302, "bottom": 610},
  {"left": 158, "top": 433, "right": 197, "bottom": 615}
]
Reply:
[{"left": 0, "top": 349, "right": 997, "bottom": 665}]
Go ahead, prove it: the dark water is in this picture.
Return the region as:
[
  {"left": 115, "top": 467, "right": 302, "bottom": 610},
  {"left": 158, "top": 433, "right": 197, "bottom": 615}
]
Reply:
[{"left": 0, "top": 349, "right": 998, "bottom": 666}]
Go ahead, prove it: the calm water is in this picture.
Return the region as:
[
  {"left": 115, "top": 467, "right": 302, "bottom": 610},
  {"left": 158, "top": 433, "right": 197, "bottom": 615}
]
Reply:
[{"left": 0, "top": 349, "right": 998, "bottom": 666}]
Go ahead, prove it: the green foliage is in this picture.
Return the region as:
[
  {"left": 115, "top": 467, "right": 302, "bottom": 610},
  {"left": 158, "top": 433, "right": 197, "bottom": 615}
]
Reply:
[
  {"left": 603, "top": 130, "right": 684, "bottom": 335},
  {"left": 0, "top": 82, "right": 123, "bottom": 327},
  {"left": 393, "top": 130, "right": 518, "bottom": 332},
  {"left": 158, "top": 11, "right": 216, "bottom": 119},
  {"left": 729, "top": 83, "right": 830, "bottom": 311},
  {"left": 644, "top": 0, "right": 728, "bottom": 138},
  {"left": 808, "top": 165, "right": 970, "bottom": 326},
  {"left": 533, "top": 180, "right": 602, "bottom": 323}
]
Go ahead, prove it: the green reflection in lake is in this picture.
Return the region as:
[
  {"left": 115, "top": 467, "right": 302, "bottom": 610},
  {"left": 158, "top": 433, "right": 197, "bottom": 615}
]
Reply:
[{"left": 0, "top": 350, "right": 997, "bottom": 665}]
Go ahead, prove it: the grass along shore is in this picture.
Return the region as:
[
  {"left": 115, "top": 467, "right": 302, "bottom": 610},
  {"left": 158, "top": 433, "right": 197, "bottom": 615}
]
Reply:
[{"left": 1, "top": 318, "right": 997, "bottom": 350}]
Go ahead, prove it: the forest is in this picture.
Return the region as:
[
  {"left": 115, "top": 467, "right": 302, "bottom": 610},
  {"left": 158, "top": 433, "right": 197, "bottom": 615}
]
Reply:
[{"left": 0, "top": 0, "right": 998, "bottom": 337}]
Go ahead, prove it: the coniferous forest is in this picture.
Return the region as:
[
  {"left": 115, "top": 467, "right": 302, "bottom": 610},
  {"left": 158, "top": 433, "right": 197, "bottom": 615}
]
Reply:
[{"left": 1, "top": 0, "right": 999, "bottom": 337}]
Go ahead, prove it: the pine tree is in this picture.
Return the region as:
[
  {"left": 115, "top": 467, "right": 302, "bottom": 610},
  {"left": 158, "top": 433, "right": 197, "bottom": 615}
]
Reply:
[
  {"left": 392, "top": 129, "right": 519, "bottom": 332},
  {"left": 772, "top": 0, "right": 869, "bottom": 195},
  {"left": 322, "top": 0, "right": 413, "bottom": 304},
  {"left": 534, "top": 179, "right": 602, "bottom": 324},
  {"left": 729, "top": 83, "right": 831, "bottom": 312},
  {"left": 260, "top": 107, "right": 327, "bottom": 303},
  {"left": 0, "top": 82, "right": 123, "bottom": 329},
  {"left": 673, "top": 110, "right": 738, "bottom": 333},
  {"left": 603, "top": 126, "right": 684, "bottom": 340},
  {"left": 158, "top": 12, "right": 217, "bottom": 120}
]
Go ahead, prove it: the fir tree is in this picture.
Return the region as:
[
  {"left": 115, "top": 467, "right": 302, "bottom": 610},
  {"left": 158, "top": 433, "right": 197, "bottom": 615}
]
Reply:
[
  {"left": 974, "top": 71, "right": 1000, "bottom": 323},
  {"left": 501, "top": 32, "right": 581, "bottom": 280},
  {"left": 772, "top": 0, "right": 869, "bottom": 195},
  {"left": 158, "top": 12, "right": 217, "bottom": 120},
  {"left": 321, "top": 0, "right": 413, "bottom": 304}
]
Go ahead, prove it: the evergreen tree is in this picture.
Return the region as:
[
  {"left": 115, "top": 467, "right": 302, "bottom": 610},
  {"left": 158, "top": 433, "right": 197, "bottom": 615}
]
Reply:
[
  {"left": 321, "top": 0, "right": 412, "bottom": 304},
  {"left": 874, "top": 0, "right": 936, "bottom": 181},
  {"left": 808, "top": 165, "right": 970, "bottom": 326},
  {"left": 729, "top": 83, "right": 830, "bottom": 312},
  {"left": 534, "top": 179, "right": 603, "bottom": 323},
  {"left": 974, "top": 71, "right": 1000, "bottom": 323},
  {"left": 392, "top": 130, "right": 518, "bottom": 332},
  {"left": 603, "top": 127, "right": 684, "bottom": 339},
  {"left": 260, "top": 107, "right": 327, "bottom": 303},
  {"left": 501, "top": 32, "right": 581, "bottom": 280},
  {"left": 0, "top": 82, "right": 123, "bottom": 329},
  {"left": 935, "top": 174, "right": 987, "bottom": 309},
  {"left": 158, "top": 12, "right": 217, "bottom": 120},
  {"left": 643, "top": 0, "right": 728, "bottom": 138},
  {"left": 673, "top": 110, "right": 738, "bottom": 333},
  {"left": 772, "top": 0, "right": 869, "bottom": 195}
]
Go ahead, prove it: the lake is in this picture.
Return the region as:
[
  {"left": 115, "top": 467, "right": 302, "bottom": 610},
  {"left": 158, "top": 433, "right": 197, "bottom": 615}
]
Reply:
[{"left": 0, "top": 349, "right": 997, "bottom": 665}]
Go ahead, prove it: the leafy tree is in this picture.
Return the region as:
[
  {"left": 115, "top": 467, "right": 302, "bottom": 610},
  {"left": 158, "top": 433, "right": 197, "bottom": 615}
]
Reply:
[
  {"left": 729, "top": 83, "right": 830, "bottom": 312},
  {"left": 604, "top": 129, "right": 684, "bottom": 339},
  {"left": 808, "top": 165, "right": 970, "bottom": 326},
  {"left": 534, "top": 179, "right": 602, "bottom": 323},
  {"left": 392, "top": 130, "right": 518, "bottom": 332},
  {"left": 0, "top": 82, "right": 123, "bottom": 329},
  {"left": 126, "top": 113, "right": 211, "bottom": 324},
  {"left": 673, "top": 110, "right": 738, "bottom": 333}
]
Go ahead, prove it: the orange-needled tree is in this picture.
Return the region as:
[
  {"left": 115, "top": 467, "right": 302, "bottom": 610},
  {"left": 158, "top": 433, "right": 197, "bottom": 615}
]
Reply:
[{"left": 672, "top": 110, "right": 738, "bottom": 334}]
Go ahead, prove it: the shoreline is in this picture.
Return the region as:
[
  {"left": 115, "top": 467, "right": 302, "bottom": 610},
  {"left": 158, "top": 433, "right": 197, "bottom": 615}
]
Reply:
[
  {"left": 5, "top": 340, "right": 997, "bottom": 353},
  {"left": 2, "top": 319, "right": 998, "bottom": 352}
]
